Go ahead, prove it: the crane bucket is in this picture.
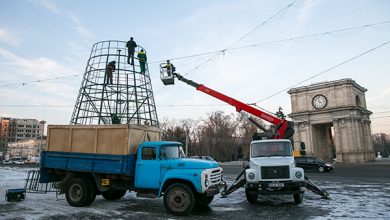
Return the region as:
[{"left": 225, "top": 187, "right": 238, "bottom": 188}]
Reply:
[{"left": 160, "top": 63, "right": 175, "bottom": 85}]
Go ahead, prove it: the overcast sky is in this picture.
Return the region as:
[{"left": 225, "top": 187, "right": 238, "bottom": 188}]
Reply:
[{"left": 0, "top": 0, "right": 389, "bottom": 134}]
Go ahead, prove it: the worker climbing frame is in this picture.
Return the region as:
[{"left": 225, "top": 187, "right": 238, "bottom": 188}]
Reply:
[{"left": 70, "top": 40, "right": 159, "bottom": 126}]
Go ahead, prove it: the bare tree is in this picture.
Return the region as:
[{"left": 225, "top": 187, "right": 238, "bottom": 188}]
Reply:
[
  {"left": 160, "top": 117, "right": 186, "bottom": 144},
  {"left": 195, "top": 111, "right": 239, "bottom": 161},
  {"left": 159, "top": 111, "right": 268, "bottom": 162},
  {"left": 372, "top": 133, "right": 390, "bottom": 157},
  {"left": 235, "top": 114, "right": 265, "bottom": 160}
]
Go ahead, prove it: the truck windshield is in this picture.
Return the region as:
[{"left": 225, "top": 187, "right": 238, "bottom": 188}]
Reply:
[
  {"left": 251, "top": 141, "right": 293, "bottom": 158},
  {"left": 161, "top": 146, "right": 186, "bottom": 159}
]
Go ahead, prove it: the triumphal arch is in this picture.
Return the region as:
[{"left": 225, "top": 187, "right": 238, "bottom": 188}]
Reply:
[{"left": 288, "top": 79, "right": 375, "bottom": 163}]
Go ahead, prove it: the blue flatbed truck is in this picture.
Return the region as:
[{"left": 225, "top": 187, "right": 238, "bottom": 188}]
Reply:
[{"left": 39, "top": 124, "right": 225, "bottom": 215}]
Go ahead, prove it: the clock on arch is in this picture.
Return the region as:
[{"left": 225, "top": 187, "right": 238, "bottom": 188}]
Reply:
[{"left": 312, "top": 94, "right": 327, "bottom": 109}]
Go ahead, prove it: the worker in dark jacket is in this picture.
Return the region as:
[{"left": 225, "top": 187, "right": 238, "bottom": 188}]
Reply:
[
  {"left": 105, "top": 61, "right": 116, "bottom": 84},
  {"left": 111, "top": 113, "right": 120, "bottom": 124},
  {"left": 164, "top": 60, "right": 175, "bottom": 76},
  {"left": 137, "top": 49, "right": 147, "bottom": 74},
  {"left": 126, "top": 37, "right": 137, "bottom": 65}
]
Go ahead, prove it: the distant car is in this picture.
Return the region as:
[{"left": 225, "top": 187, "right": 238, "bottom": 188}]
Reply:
[
  {"left": 294, "top": 156, "right": 334, "bottom": 172},
  {"left": 14, "top": 160, "right": 25, "bottom": 165},
  {"left": 189, "top": 155, "right": 215, "bottom": 161},
  {"left": 2, "top": 160, "right": 11, "bottom": 165}
]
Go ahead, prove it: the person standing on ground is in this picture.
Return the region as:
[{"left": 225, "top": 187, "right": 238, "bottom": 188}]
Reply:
[
  {"left": 105, "top": 60, "right": 116, "bottom": 84},
  {"left": 137, "top": 49, "right": 147, "bottom": 74},
  {"left": 126, "top": 37, "right": 137, "bottom": 65}
]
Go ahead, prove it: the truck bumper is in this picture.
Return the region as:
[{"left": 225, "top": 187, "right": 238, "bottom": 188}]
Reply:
[
  {"left": 246, "top": 181, "right": 305, "bottom": 195},
  {"left": 205, "top": 182, "right": 226, "bottom": 196}
]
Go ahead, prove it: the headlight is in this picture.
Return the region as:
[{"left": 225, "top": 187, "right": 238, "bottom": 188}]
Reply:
[
  {"left": 205, "top": 173, "right": 209, "bottom": 187},
  {"left": 248, "top": 172, "right": 255, "bottom": 180},
  {"left": 295, "top": 171, "right": 303, "bottom": 178}
]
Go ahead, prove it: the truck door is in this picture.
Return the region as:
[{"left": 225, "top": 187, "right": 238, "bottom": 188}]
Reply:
[{"left": 135, "top": 147, "right": 161, "bottom": 189}]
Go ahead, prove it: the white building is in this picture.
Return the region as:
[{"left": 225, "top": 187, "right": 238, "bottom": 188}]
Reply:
[{"left": 7, "top": 136, "right": 46, "bottom": 160}]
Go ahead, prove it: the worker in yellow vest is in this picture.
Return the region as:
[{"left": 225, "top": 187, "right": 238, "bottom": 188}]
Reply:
[
  {"left": 164, "top": 60, "right": 175, "bottom": 76},
  {"left": 137, "top": 49, "right": 147, "bottom": 74}
]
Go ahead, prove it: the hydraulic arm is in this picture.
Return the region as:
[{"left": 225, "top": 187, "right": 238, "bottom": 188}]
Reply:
[{"left": 173, "top": 73, "right": 294, "bottom": 139}]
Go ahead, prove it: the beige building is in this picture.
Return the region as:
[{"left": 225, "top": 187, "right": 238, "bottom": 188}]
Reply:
[
  {"left": 288, "top": 79, "right": 375, "bottom": 163},
  {"left": 7, "top": 137, "right": 46, "bottom": 160},
  {"left": 0, "top": 117, "right": 44, "bottom": 154}
]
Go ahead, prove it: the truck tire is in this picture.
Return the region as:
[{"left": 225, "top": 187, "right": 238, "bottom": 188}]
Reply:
[
  {"left": 293, "top": 188, "right": 303, "bottom": 204},
  {"left": 85, "top": 178, "right": 97, "bottom": 205},
  {"left": 65, "top": 177, "right": 91, "bottom": 207},
  {"left": 318, "top": 167, "right": 325, "bottom": 173},
  {"left": 195, "top": 194, "right": 214, "bottom": 207},
  {"left": 245, "top": 188, "right": 258, "bottom": 204},
  {"left": 163, "top": 183, "right": 195, "bottom": 216},
  {"left": 102, "top": 190, "right": 126, "bottom": 200}
]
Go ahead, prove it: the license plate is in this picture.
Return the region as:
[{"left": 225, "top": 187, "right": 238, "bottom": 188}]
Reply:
[{"left": 269, "top": 182, "right": 284, "bottom": 187}]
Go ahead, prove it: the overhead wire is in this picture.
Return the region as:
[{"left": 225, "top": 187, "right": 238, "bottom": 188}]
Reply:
[
  {"left": 163, "top": 20, "right": 390, "bottom": 64},
  {"left": 2, "top": 20, "right": 389, "bottom": 89},
  {"left": 224, "top": 0, "right": 299, "bottom": 50},
  {"left": 253, "top": 39, "right": 390, "bottom": 104},
  {"left": 119, "top": 0, "right": 302, "bottom": 109},
  {"left": 303, "top": 0, "right": 390, "bottom": 28},
  {"left": 181, "top": 0, "right": 299, "bottom": 76},
  {"left": 0, "top": 74, "right": 83, "bottom": 88}
]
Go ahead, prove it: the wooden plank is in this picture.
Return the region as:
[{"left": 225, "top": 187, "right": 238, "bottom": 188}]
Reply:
[{"left": 46, "top": 124, "right": 162, "bottom": 155}]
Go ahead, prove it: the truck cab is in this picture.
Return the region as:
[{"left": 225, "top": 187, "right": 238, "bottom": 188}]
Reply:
[
  {"left": 244, "top": 139, "right": 305, "bottom": 204},
  {"left": 134, "top": 141, "right": 224, "bottom": 215}
]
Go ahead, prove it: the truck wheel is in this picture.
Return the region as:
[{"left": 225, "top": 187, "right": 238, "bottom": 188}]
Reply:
[
  {"left": 85, "top": 178, "right": 97, "bottom": 205},
  {"left": 102, "top": 190, "right": 126, "bottom": 200},
  {"left": 65, "top": 177, "right": 91, "bottom": 207},
  {"left": 318, "top": 167, "right": 325, "bottom": 172},
  {"left": 245, "top": 188, "right": 258, "bottom": 204},
  {"left": 195, "top": 194, "right": 214, "bottom": 207},
  {"left": 163, "top": 183, "right": 195, "bottom": 216},
  {"left": 293, "top": 188, "right": 303, "bottom": 204}
]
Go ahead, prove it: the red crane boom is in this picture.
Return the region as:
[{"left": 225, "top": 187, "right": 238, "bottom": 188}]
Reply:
[{"left": 164, "top": 72, "right": 294, "bottom": 139}]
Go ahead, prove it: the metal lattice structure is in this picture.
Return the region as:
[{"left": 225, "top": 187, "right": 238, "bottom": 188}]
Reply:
[{"left": 70, "top": 40, "right": 159, "bottom": 126}]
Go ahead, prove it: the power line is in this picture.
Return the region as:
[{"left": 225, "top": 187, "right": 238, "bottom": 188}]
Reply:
[
  {"left": 371, "top": 115, "right": 390, "bottom": 119},
  {"left": 0, "top": 105, "right": 73, "bottom": 108},
  {"left": 253, "top": 39, "right": 390, "bottom": 104},
  {"left": 225, "top": 0, "right": 299, "bottom": 50},
  {"left": 0, "top": 74, "right": 82, "bottom": 88},
  {"left": 149, "top": 20, "right": 390, "bottom": 65},
  {"left": 372, "top": 110, "right": 390, "bottom": 114},
  {"left": 304, "top": 0, "right": 390, "bottom": 27},
  {"left": 0, "top": 104, "right": 228, "bottom": 108},
  {"left": 249, "top": 21, "right": 390, "bottom": 48},
  {"left": 181, "top": 0, "right": 299, "bottom": 76},
  {"left": 3, "top": 20, "right": 389, "bottom": 89}
]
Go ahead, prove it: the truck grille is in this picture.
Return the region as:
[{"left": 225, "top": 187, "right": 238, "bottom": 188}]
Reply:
[
  {"left": 261, "top": 166, "right": 290, "bottom": 179},
  {"left": 210, "top": 168, "right": 222, "bottom": 185}
]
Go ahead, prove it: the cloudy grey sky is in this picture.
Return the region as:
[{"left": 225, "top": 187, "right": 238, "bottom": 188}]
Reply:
[{"left": 0, "top": 0, "right": 389, "bottom": 133}]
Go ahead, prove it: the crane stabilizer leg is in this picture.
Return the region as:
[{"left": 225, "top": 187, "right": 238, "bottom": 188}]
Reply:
[
  {"left": 221, "top": 167, "right": 247, "bottom": 198},
  {"left": 304, "top": 175, "right": 329, "bottom": 199}
]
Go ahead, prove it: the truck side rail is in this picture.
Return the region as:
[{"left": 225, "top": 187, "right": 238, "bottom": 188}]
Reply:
[{"left": 40, "top": 151, "right": 136, "bottom": 183}]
